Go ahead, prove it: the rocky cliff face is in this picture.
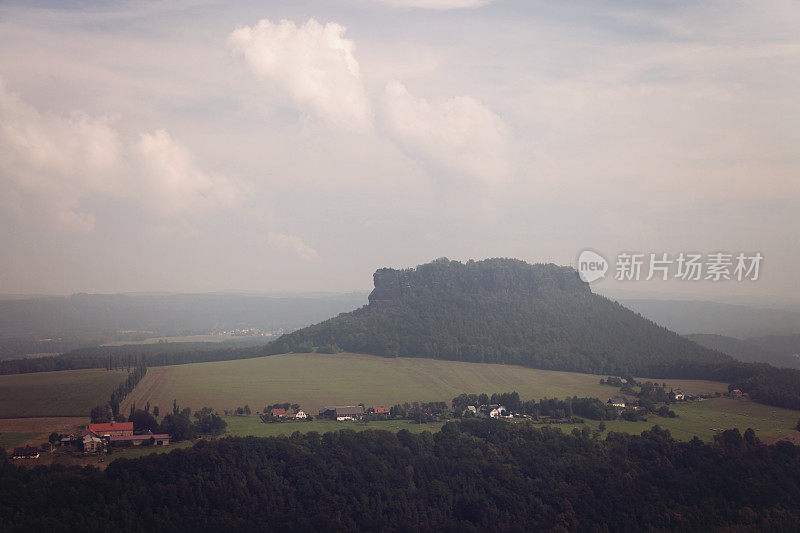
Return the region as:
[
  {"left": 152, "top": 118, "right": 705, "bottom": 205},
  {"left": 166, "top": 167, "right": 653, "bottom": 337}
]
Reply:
[{"left": 368, "top": 258, "right": 589, "bottom": 304}]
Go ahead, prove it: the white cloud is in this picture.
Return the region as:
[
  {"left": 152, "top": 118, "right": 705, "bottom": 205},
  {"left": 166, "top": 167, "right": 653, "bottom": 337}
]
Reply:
[
  {"left": 135, "top": 129, "right": 241, "bottom": 215},
  {"left": 383, "top": 81, "right": 511, "bottom": 183},
  {"left": 229, "top": 18, "right": 371, "bottom": 131},
  {"left": 0, "top": 79, "right": 120, "bottom": 230},
  {"left": 0, "top": 81, "right": 242, "bottom": 231},
  {"left": 374, "top": 0, "right": 493, "bottom": 9},
  {"left": 267, "top": 232, "right": 319, "bottom": 260}
]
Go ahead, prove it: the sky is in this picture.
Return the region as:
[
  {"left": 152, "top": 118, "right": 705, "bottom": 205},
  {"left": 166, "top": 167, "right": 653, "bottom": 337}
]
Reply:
[{"left": 0, "top": 0, "right": 798, "bottom": 301}]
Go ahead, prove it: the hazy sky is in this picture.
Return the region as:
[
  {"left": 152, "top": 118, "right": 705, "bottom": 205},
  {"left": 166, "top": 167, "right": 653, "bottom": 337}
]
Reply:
[{"left": 0, "top": 0, "right": 798, "bottom": 300}]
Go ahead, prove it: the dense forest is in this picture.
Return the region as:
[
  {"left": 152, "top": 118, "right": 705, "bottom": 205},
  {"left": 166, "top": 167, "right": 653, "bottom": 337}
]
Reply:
[
  {"left": 2, "top": 421, "right": 800, "bottom": 530},
  {"left": 266, "top": 258, "right": 730, "bottom": 375}
]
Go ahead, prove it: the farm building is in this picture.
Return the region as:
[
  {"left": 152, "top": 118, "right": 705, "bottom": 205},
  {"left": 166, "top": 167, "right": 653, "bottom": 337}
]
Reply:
[
  {"left": 671, "top": 388, "right": 685, "bottom": 401},
  {"left": 83, "top": 434, "right": 104, "bottom": 454},
  {"left": 372, "top": 407, "right": 390, "bottom": 415},
  {"left": 318, "top": 405, "right": 364, "bottom": 421},
  {"left": 11, "top": 446, "right": 40, "bottom": 459},
  {"left": 87, "top": 421, "right": 134, "bottom": 437},
  {"left": 271, "top": 408, "right": 286, "bottom": 418},
  {"left": 293, "top": 410, "right": 308, "bottom": 419}
]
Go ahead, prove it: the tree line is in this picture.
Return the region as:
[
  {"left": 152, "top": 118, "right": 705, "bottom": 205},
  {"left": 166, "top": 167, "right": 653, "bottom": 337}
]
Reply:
[{"left": 2, "top": 420, "right": 800, "bottom": 530}]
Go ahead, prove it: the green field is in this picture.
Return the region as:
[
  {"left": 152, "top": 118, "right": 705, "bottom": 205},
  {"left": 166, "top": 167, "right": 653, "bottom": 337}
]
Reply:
[
  {"left": 220, "top": 398, "right": 799, "bottom": 443},
  {"left": 121, "top": 352, "right": 728, "bottom": 416},
  {"left": 0, "top": 369, "right": 128, "bottom": 417},
  {"left": 0, "top": 432, "right": 39, "bottom": 450},
  {"left": 522, "top": 398, "right": 800, "bottom": 442}
]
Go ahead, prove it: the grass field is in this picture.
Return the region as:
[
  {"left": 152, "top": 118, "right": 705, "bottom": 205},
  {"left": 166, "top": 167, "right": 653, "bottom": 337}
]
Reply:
[
  {"left": 0, "top": 369, "right": 128, "bottom": 418},
  {"left": 121, "top": 352, "right": 729, "bottom": 416},
  {"left": 520, "top": 398, "right": 800, "bottom": 442},
  {"left": 0, "top": 417, "right": 89, "bottom": 452},
  {"left": 220, "top": 398, "right": 799, "bottom": 443},
  {"left": 0, "top": 432, "right": 40, "bottom": 450}
]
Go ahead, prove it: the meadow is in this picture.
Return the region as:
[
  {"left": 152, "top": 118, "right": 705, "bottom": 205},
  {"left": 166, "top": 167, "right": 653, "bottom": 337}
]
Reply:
[
  {"left": 0, "top": 369, "right": 128, "bottom": 418},
  {"left": 121, "top": 352, "right": 729, "bottom": 416},
  {"left": 221, "top": 397, "right": 800, "bottom": 443},
  {"left": 528, "top": 397, "right": 800, "bottom": 442},
  {"left": 3, "top": 352, "right": 796, "bottom": 447}
]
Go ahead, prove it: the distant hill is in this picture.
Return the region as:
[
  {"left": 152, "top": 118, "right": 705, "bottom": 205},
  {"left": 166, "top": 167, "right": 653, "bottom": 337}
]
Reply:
[
  {"left": 614, "top": 299, "right": 800, "bottom": 338},
  {"left": 0, "top": 292, "right": 367, "bottom": 358},
  {"left": 685, "top": 333, "right": 800, "bottom": 369},
  {"left": 0, "top": 292, "right": 368, "bottom": 337},
  {"left": 266, "top": 258, "right": 729, "bottom": 376},
  {"left": 747, "top": 334, "right": 800, "bottom": 359}
]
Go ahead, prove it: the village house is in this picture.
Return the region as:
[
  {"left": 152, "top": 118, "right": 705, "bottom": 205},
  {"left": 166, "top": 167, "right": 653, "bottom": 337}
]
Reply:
[
  {"left": 318, "top": 405, "right": 364, "bottom": 421},
  {"left": 271, "top": 408, "right": 286, "bottom": 418},
  {"left": 293, "top": 410, "right": 308, "bottom": 419},
  {"left": 671, "top": 388, "right": 685, "bottom": 401},
  {"left": 608, "top": 397, "right": 627, "bottom": 409},
  {"left": 372, "top": 407, "right": 390, "bottom": 415},
  {"left": 731, "top": 389, "right": 743, "bottom": 399},
  {"left": 486, "top": 405, "right": 507, "bottom": 419},
  {"left": 82, "top": 434, "right": 103, "bottom": 454},
  {"left": 474, "top": 404, "right": 507, "bottom": 419},
  {"left": 11, "top": 446, "right": 40, "bottom": 459},
  {"left": 86, "top": 421, "right": 134, "bottom": 438}
]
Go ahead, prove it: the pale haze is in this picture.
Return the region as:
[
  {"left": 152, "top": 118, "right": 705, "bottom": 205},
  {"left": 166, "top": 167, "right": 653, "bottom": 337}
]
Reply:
[{"left": 0, "top": 0, "right": 797, "bottom": 300}]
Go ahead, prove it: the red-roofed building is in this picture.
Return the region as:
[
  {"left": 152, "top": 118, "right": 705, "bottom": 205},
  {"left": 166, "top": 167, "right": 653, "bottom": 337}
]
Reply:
[
  {"left": 87, "top": 422, "right": 134, "bottom": 437},
  {"left": 271, "top": 408, "right": 286, "bottom": 417},
  {"left": 373, "top": 407, "right": 390, "bottom": 415}
]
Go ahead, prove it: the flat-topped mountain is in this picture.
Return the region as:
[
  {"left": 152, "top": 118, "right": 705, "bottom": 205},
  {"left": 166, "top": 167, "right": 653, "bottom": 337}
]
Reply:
[{"left": 267, "top": 258, "right": 729, "bottom": 376}]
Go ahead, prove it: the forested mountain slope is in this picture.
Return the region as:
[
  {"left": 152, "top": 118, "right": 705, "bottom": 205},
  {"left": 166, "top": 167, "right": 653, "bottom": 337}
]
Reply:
[
  {"left": 686, "top": 333, "right": 800, "bottom": 369},
  {"left": 266, "top": 258, "right": 729, "bottom": 376}
]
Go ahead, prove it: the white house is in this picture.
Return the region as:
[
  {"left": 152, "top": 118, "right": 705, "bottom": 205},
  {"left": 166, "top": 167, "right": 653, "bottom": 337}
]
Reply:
[
  {"left": 488, "top": 406, "right": 507, "bottom": 419},
  {"left": 294, "top": 410, "right": 307, "bottom": 419},
  {"left": 671, "top": 389, "right": 685, "bottom": 401},
  {"left": 83, "top": 434, "right": 103, "bottom": 454},
  {"left": 608, "top": 397, "right": 627, "bottom": 409}
]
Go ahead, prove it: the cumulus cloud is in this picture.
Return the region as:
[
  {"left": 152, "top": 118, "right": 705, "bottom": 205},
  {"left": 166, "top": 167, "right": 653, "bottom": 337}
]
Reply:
[
  {"left": 229, "top": 18, "right": 371, "bottom": 131},
  {"left": 135, "top": 129, "right": 241, "bottom": 215},
  {"left": 383, "top": 81, "right": 511, "bottom": 184},
  {"left": 0, "top": 81, "right": 241, "bottom": 231},
  {"left": 375, "top": 0, "right": 493, "bottom": 9},
  {"left": 267, "top": 232, "right": 319, "bottom": 260}
]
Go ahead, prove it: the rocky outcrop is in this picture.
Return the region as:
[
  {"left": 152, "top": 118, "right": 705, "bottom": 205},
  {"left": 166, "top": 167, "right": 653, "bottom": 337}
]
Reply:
[{"left": 368, "top": 258, "right": 589, "bottom": 304}]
